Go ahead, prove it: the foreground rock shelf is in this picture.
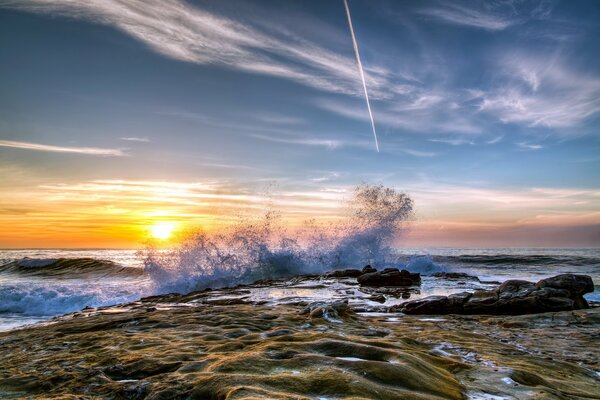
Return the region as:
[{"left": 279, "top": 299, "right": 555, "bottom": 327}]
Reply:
[{"left": 0, "top": 273, "right": 599, "bottom": 399}]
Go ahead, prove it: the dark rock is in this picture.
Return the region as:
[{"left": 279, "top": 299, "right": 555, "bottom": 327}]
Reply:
[
  {"left": 325, "top": 269, "right": 363, "bottom": 278},
  {"left": 368, "top": 294, "right": 386, "bottom": 303},
  {"left": 431, "top": 272, "right": 480, "bottom": 281},
  {"left": 400, "top": 274, "right": 594, "bottom": 316},
  {"left": 362, "top": 265, "right": 377, "bottom": 274},
  {"left": 357, "top": 268, "right": 421, "bottom": 287},
  {"left": 301, "top": 299, "right": 351, "bottom": 322},
  {"left": 536, "top": 274, "right": 594, "bottom": 296}
]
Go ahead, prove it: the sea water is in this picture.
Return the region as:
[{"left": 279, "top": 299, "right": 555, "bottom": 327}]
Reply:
[{"left": 0, "top": 247, "right": 598, "bottom": 331}]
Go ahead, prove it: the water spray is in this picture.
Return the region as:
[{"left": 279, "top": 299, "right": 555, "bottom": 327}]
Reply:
[{"left": 343, "top": 0, "right": 380, "bottom": 152}]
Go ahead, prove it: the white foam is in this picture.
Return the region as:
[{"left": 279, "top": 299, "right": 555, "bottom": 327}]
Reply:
[
  {"left": 467, "top": 393, "right": 511, "bottom": 400},
  {"left": 0, "top": 278, "right": 150, "bottom": 322}
]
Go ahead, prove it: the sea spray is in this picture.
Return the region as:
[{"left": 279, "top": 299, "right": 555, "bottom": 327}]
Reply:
[{"left": 143, "top": 184, "right": 414, "bottom": 294}]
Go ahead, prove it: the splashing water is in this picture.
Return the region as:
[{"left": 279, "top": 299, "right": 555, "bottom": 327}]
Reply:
[{"left": 143, "top": 185, "right": 413, "bottom": 294}]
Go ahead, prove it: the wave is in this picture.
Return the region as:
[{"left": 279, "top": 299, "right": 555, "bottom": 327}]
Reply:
[
  {"left": 0, "top": 258, "right": 144, "bottom": 278},
  {"left": 0, "top": 282, "right": 147, "bottom": 316},
  {"left": 143, "top": 184, "right": 415, "bottom": 294}
]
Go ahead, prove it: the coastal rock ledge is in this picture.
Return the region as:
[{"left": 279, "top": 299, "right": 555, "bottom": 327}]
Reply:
[{"left": 397, "top": 273, "right": 594, "bottom": 315}]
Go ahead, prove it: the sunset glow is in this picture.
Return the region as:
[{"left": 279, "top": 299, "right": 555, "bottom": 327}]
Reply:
[{"left": 149, "top": 222, "right": 176, "bottom": 240}]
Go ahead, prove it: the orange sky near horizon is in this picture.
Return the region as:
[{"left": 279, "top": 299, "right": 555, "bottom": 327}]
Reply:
[{"left": 1, "top": 178, "right": 598, "bottom": 249}]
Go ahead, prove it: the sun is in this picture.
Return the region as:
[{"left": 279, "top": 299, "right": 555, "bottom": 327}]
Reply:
[{"left": 149, "top": 222, "right": 175, "bottom": 240}]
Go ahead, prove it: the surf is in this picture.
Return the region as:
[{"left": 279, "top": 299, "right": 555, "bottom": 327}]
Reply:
[{"left": 143, "top": 184, "right": 414, "bottom": 294}]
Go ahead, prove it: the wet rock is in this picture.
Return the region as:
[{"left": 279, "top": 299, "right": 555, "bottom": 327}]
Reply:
[
  {"left": 400, "top": 274, "right": 594, "bottom": 316},
  {"left": 362, "top": 265, "right": 377, "bottom": 274},
  {"left": 368, "top": 294, "right": 386, "bottom": 303},
  {"left": 357, "top": 268, "right": 421, "bottom": 287},
  {"left": 431, "top": 272, "right": 480, "bottom": 281},
  {"left": 393, "top": 292, "right": 471, "bottom": 314},
  {"left": 325, "top": 265, "right": 377, "bottom": 278},
  {"left": 325, "top": 268, "right": 363, "bottom": 278},
  {"left": 302, "top": 299, "right": 351, "bottom": 323},
  {"left": 536, "top": 274, "right": 594, "bottom": 296}
]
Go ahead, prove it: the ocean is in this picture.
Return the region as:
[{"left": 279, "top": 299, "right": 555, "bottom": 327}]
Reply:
[{"left": 1, "top": 248, "right": 598, "bottom": 331}]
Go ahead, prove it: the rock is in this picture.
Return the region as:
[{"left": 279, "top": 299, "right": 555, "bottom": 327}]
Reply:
[
  {"left": 324, "top": 265, "right": 376, "bottom": 278},
  {"left": 393, "top": 292, "right": 472, "bottom": 314},
  {"left": 362, "top": 265, "right": 377, "bottom": 274},
  {"left": 431, "top": 272, "right": 480, "bottom": 281},
  {"left": 357, "top": 268, "right": 421, "bottom": 287},
  {"left": 368, "top": 294, "right": 386, "bottom": 303},
  {"left": 400, "top": 274, "right": 594, "bottom": 316},
  {"left": 536, "top": 274, "right": 594, "bottom": 296},
  {"left": 302, "top": 300, "right": 351, "bottom": 323},
  {"left": 325, "top": 268, "right": 363, "bottom": 278}
]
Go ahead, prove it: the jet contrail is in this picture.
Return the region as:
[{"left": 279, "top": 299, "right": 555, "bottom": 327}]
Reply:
[{"left": 343, "top": 0, "right": 380, "bottom": 152}]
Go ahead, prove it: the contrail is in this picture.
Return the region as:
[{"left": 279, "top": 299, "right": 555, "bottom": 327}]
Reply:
[{"left": 343, "top": 0, "right": 380, "bottom": 152}]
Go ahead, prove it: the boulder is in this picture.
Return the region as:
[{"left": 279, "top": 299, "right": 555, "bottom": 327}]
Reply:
[
  {"left": 301, "top": 299, "right": 351, "bottom": 323},
  {"left": 431, "top": 272, "right": 480, "bottom": 281},
  {"left": 324, "top": 265, "right": 377, "bottom": 278},
  {"left": 536, "top": 274, "right": 594, "bottom": 296},
  {"left": 357, "top": 268, "right": 421, "bottom": 287},
  {"left": 362, "top": 265, "right": 377, "bottom": 274},
  {"left": 325, "top": 269, "right": 363, "bottom": 278},
  {"left": 399, "top": 274, "right": 594, "bottom": 316}
]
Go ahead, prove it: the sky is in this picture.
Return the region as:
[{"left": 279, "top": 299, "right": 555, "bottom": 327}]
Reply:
[{"left": 0, "top": 0, "right": 599, "bottom": 248}]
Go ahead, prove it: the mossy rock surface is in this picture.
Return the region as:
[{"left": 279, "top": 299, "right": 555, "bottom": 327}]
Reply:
[{"left": 0, "top": 286, "right": 599, "bottom": 399}]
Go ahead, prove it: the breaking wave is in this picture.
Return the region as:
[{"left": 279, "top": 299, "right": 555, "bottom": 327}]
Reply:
[
  {"left": 0, "top": 258, "right": 144, "bottom": 278},
  {"left": 143, "top": 184, "right": 414, "bottom": 294},
  {"left": 0, "top": 282, "right": 145, "bottom": 316}
]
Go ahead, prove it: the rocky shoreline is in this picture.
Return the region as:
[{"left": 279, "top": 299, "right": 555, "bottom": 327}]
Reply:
[{"left": 0, "top": 270, "right": 598, "bottom": 399}]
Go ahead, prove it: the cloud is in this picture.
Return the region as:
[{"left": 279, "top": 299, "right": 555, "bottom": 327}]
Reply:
[
  {"left": 516, "top": 142, "right": 544, "bottom": 150},
  {"left": 486, "top": 135, "right": 504, "bottom": 145},
  {"left": 428, "top": 138, "right": 474, "bottom": 146},
  {"left": 0, "top": 139, "right": 126, "bottom": 156},
  {"left": 399, "top": 148, "right": 437, "bottom": 157},
  {"left": 316, "top": 97, "right": 481, "bottom": 136},
  {"left": 416, "top": 1, "right": 558, "bottom": 32},
  {"left": 250, "top": 134, "right": 343, "bottom": 150},
  {"left": 476, "top": 53, "right": 600, "bottom": 129},
  {"left": 417, "top": 3, "right": 517, "bottom": 31},
  {"left": 120, "top": 137, "right": 150, "bottom": 142},
  {"left": 3, "top": 0, "right": 396, "bottom": 99}
]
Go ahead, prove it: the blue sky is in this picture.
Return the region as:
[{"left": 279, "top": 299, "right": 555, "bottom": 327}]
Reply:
[{"left": 0, "top": 0, "right": 599, "bottom": 247}]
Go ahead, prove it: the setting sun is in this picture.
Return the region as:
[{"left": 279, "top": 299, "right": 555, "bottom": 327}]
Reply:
[{"left": 149, "top": 222, "right": 176, "bottom": 240}]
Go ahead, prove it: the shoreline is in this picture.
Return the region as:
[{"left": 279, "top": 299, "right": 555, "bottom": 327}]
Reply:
[{"left": 1, "top": 272, "right": 599, "bottom": 399}]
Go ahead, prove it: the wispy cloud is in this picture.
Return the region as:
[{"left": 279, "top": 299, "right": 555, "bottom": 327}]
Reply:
[
  {"left": 476, "top": 53, "right": 600, "bottom": 129},
  {"left": 486, "top": 135, "right": 504, "bottom": 145},
  {"left": 0, "top": 139, "right": 126, "bottom": 156},
  {"left": 516, "top": 142, "right": 544, "bottom": 150},
  {"left": 428, "top": 138, "right": 474, "bottom": 146},
  {"left": 250, "top": 133, "right": 343, "bottom": 150},
  {"left": 3, "top": 0, "right": 396, "bottom": 99},
  {"left": 317, "top": 97, "right": 481, "bottom": 136},
  {"left": 120, "top": 137, "right": 149, "bottom": 142},
  {"left": 400, "top": 148, "right": 437, "bottom": 157},
  {"left": 417, "top": 3, "right": 517, "bottom": 31}
]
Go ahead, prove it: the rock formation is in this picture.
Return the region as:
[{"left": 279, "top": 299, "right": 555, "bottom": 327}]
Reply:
[{"left": 398, "top": 274, "right": 594, "bottom": 315}]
